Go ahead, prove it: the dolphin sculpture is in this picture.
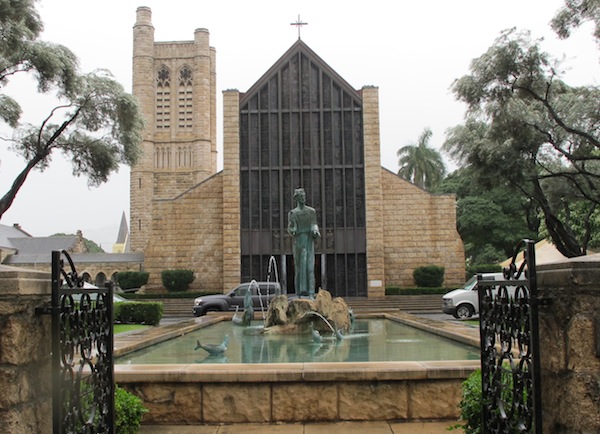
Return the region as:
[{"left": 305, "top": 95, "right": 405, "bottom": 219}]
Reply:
[
  {"left": 310, "top": 324, "right": 322, "bottom": 343},
  {"left": 195, "top": 335, "right": 229, "bottom": 355}
]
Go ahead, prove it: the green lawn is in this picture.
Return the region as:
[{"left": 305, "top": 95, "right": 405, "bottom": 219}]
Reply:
[{"left": 114, "top": 324, "right": 150, "bottom": 334}]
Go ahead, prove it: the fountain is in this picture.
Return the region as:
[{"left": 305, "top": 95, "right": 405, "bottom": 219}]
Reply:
[{"left": 113, "top": 189, "right": 480, "bottom": 424}]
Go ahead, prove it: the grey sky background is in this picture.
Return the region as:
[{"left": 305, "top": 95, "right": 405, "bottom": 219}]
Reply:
[{"left": 0, "top": 0, "right": 596, "bottom": 249}]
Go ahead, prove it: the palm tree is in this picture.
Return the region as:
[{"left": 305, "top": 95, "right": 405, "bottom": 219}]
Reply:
[{"left": 397, "top": 128, "right": 446, "bottom": 190}]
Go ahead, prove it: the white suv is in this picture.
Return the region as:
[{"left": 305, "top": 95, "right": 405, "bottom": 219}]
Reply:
[{"left": 442, "top": 272, "right": 525, "bottom": 319}]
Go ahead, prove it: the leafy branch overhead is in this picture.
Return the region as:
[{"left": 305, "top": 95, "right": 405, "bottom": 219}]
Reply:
[
  {"left": 0, "top": 0, "right": 144, "bottom": 219},
  {"left": 443, "top": 24, "right": 600, "bottom": 258}
]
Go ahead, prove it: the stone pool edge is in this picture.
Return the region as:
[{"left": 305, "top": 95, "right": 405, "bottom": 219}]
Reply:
[{"left": 114, "top": 313, "right": 481, "bottom": 424}]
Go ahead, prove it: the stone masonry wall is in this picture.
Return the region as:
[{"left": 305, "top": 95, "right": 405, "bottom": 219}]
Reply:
[
  {"left": 0, "top": 266, "right": 52, "bottom": 433},
  {"left": 537, "top": 256, "right": 600, "bottom": 434},
  {"left": 381, "top": 169, "right": 465, "bottom": 288},
  {"left": 362, "top": 86, "right": 386, "bottom": 298},
  {"left": 9, "top": 260, "right": 143, "bottom": 284},
  {"left": 221, "top": 90, "right": 241, "bottom": 292},
  {"left": 143, "top": 174, "right": 224, "bottom": 291}
]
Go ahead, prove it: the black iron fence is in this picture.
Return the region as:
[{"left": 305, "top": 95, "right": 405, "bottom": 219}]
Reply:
[
  {"left": 478, "top": 239, "right": 542, "bottom": 433},
  {"left": 47, "top": 250, "right": 115, "bottom": 433}
]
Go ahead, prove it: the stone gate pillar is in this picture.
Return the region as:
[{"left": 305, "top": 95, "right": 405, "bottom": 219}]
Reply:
[
  {"left": 0, "top": 265, "right": 52, "bottom": 433},
  {"left": 537, "top": 256, "right": 600, "bottom": 433}
]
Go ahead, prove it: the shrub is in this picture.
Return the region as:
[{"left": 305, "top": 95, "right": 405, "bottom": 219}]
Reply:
[
  {"left": 116, "top": 271, "right": 149, "bottom": 290},
  {"left": 412, "top": 265, "right": 445, "bottom": 287},
  {"left": 161, "top": 269, "right": 195, "bottom": 292},
  {"left": 451, "top": 369, "right": 484, "bottom": 433},
  {"left": 385, "top": 287, "right": 447, "bottom": 295},
  {"left": 451, "top": 369, "right": 519, "bottom": 434},
  {"left": 115, "top": 302, "right": 163, "bottom": 325},
  {"left": 115, "top": 386, "right": 148, "bottom": 434}
]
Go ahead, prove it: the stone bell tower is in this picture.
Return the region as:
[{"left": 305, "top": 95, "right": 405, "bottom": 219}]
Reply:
[{"left": 130, "top": 6, "right": 217, "bottom": 253}]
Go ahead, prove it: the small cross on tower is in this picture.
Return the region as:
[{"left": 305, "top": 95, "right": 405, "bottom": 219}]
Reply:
[{"left": 291, "top": 15, "right": 308, "bottom": 39}]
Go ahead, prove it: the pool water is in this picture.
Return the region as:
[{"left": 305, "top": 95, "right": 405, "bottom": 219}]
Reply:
[{"left": 116, "top": 319, "right": 479, "bottom": 364}]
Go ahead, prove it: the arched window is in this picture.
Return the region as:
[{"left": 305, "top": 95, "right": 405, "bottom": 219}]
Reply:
[
  {"left": 177, "top": 145, "right": 193, "bottom": 167},
  {"left": 178, "top": 66, "right": 193, "bottom": 130},
  {"left": 82, "top": 272, "right": 91, "bottom": 283},
  {"left": 154, "top": 146, "right": 171, "bottom": 168},
  {"left": 95, "top": 272, "right": 107, "bottom": 287},
  {"left": 156, "top": 66, "right": 171, "bottom": 130}
]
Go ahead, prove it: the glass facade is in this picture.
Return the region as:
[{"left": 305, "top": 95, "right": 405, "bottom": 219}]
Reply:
[{"left": 240, "top": 43, "right": 367, "bottom": 297}]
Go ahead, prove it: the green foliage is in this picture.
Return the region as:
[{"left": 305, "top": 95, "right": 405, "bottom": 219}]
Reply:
[
  {"left": 83, "top": 238, "right": 104, "bottom": 253},
  {"left": 0, "top": 0, "right": 144, "bottom": 218},
  {"left": 124, "top": 290, "right": 219, "bottom": 300},
  {"left": 436, "top": 168, "right": 539, "bottom": 265},
  {"left": 450, "top": 369, "right": 484, "bottom": 433},
  {"left": 465, "top": 264, "right": 502, "bottom": 280},
  {"left": 451, "top": 369, "right": 522, "bottom": 433},
  {"left": 161, "top": 269, "right": 195, "bottom": 292},
  {"left": 385, "top": 287, "right": 447, "bottom": 295},
  {"left": 443, "top": 28, "right": 600, "bottom": 258},
  {"left": 114, "top": 302, "right": 163, "bottom": 326},
  {"left": 117, "top": 271, "right": 149, "bottom": 290},
  {"left": 50, "top": 233, "right": 105, "bottom": 253},
  {"left": 551, "top": 0, "right": 600, "bottom": 42},
  {"left": 397, "top": 127, "right": 446, "bottom": 191},
  {"left": 78, "top": 382, "right": 147, "bottom": 433},
  {"left": 115, "top": 386, "right": 148, "bottom": 434},
  {"left": 412, "top": 265, "right": 445, "bottom": 287}
]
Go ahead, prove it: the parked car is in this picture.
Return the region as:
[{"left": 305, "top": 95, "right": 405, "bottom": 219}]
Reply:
[
  {"left": 192, "top": 282, "right": 282, "bottom": 317},
  {"left": 71, "top": 291, "right": 130, "bottom": 305},
  {"left": 442, "top": 272, "right": 525, "bottom": 319},
  {"left": 69, "top": 282, "right": 130, "bottom": 304}
]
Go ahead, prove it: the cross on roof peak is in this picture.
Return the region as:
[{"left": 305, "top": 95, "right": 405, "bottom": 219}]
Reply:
[{"left": 291, "top": 15, "right": 308, "bottom": 39}]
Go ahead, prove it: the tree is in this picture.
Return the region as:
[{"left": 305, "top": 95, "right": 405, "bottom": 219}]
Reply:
[
  {"left": 0, "top": 0, "right": 144, "bottom": 219},
  {"left": 397, "top": 127, "right": 446, "bottom": 191},
  {"left": 443, "top": 28, "right": 600, "bottom": 257},
  {"left": 436, "top": 168, "right": 539, "bottom": 264},
  {"left": 51, "top": 233, "right": 105, "bottom": 253},
  {"left": 551, "top": 0, "right": 600, "bottom": 43}
]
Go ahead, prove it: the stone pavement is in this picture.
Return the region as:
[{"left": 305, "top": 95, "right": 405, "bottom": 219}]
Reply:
[{"left": 139, "top": 420, "right": 459, "bottom": 433}]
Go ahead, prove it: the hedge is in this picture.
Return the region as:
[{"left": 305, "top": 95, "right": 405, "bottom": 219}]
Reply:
[
  {"left": 115, "top": 302, "right": 163, "bottom": 325},
  {"left": 385, "top": 287, "right": 448, "bottom": 295},
  {"left": 413, "top": 265, "right": 445, "bottom": 287},
  {"left": 161, "top": 269, "right": 195, "bottom": 292},
  {"left": 116, "top": 271, "right": 149, "bottom": 290}
]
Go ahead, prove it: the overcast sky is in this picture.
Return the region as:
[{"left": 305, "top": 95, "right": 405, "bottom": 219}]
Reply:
[{"left": 0, "top": 0, "right": 597, "bottom": 249}]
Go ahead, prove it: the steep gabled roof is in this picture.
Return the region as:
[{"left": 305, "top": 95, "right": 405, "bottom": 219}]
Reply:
[{"left": 240, "top": 39, "right": 361, "bottom": 105}]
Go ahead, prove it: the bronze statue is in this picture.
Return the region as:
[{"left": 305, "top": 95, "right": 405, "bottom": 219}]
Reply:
[{"left": 288, "top": 188, "right": 320, "bottom": 298}]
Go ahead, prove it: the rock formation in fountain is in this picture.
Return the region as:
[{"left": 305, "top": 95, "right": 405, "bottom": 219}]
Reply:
[{"left": 264, "top": 289, "right": 351, "bottom": 335}]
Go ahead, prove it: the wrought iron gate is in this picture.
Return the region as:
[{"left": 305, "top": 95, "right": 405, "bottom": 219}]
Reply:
[
  {"left": 46, "top": 250, "right": 115, "bottom": 433},
  {"left": 478, "top": 239, "right": 543, "bottom": 433}
]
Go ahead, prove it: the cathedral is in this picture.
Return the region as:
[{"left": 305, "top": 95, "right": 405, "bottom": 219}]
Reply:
[{"left": 130, "top": 7, "right": 465, "bottom": 298}]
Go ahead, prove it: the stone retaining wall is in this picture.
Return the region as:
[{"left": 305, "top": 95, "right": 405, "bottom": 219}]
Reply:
[{"left": 115, "top": 361, "right": 475, "bottom": 424}]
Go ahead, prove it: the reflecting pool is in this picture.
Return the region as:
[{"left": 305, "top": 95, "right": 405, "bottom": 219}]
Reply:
[{"left": 116, "top": 318, "right": 479, "bottom": 364}]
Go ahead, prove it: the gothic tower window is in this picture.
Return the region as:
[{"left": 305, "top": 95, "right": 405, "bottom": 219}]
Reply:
[
  {"left": 178, "top": 66, "right": 193, "bottom": 130},
  {"left": 156, "top": 66, "right": 171, "bottom": 130},
  {"left": 154, "top": 146, "right": 171, "bottom": 168},
  {"left": 177, "top": 145, "right": 192, "bottom": 167}
]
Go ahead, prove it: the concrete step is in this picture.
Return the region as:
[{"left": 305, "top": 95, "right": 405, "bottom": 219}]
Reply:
[{"left": 142, "top": 294, "right": 444, "bottom": 318}]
